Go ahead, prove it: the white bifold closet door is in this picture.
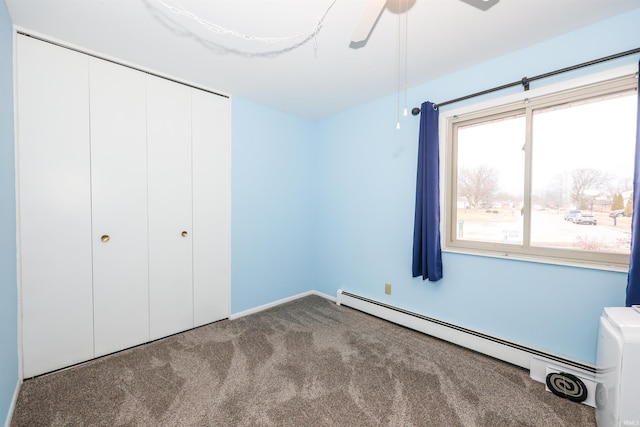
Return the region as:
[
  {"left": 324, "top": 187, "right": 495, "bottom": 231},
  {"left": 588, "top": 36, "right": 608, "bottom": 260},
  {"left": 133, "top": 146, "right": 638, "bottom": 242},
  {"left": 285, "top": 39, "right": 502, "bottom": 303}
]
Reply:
[
  {"left": 192, "top": 89, "right": 231, "bottom": 327},
  {"left": 17, "top": 35, "right": 94, "bottom": 377},
  {"left": 147, "top": 76, "right": 194, "bottom": 340},
  {"left": 89, "top": 58, "right": 150, "bottom": 357},
  {"left": 17, "top": 35, "right": 230, "bottom": 377}
]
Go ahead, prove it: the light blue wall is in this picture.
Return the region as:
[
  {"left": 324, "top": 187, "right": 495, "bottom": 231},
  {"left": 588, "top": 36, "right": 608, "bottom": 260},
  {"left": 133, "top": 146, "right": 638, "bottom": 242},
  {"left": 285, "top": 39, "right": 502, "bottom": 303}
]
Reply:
[
  {"left": 0, "top": 0, "right": 18, "bottom": 424},
  {"left": 231, "top": 98, "right": 317, "bottom": 313},
  {"left": 315, "top": 8, "right": 640, "bottom": 365}
]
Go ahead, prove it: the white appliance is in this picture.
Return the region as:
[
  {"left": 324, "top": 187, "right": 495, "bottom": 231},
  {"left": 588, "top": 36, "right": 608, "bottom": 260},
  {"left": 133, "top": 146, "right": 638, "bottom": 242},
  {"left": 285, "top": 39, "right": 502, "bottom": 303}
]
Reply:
[{"left": 596, "top": 307, "right": 640, "bottom": 427}]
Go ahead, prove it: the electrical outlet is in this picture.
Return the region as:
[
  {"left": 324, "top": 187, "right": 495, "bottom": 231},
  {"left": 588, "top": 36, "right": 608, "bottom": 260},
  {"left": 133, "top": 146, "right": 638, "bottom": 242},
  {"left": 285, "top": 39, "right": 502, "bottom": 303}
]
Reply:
[{"left": 385, "top": 283, "right": 392, "bottom": 295}]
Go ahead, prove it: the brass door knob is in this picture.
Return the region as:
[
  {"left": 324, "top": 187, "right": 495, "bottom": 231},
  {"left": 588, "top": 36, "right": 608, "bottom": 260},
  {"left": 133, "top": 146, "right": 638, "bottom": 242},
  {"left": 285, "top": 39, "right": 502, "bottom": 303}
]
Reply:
[
  {"left": 101, "top": 235, "right": 110, "bottom": 242},
  {"left": 181, "top": 231, "right": 188, "bottom": 237}
]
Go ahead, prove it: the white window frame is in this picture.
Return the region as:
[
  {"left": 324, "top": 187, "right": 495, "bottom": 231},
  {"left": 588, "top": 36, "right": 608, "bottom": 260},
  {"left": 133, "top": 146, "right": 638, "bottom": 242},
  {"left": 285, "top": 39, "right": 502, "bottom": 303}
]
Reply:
[{"left": 440, "top": 64, "right": 639, "bottom": 271}]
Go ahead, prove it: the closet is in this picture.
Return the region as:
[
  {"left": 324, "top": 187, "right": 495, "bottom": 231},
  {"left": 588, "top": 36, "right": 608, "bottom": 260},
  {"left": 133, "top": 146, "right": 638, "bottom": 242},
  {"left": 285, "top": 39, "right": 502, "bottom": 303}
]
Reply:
[{"left": 16, "top": 34, "right": 231, "bottom": 378}]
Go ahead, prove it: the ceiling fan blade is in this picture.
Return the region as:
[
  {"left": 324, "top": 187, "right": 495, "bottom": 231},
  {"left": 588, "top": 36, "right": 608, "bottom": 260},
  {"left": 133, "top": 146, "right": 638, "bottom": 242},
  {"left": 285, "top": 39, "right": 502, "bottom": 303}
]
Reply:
[
  {"left": 458, "top": 0, "right": 499, "bottom": 11},
  {"left": 351, "top": 0, "right": 387, "bottom": 43}
]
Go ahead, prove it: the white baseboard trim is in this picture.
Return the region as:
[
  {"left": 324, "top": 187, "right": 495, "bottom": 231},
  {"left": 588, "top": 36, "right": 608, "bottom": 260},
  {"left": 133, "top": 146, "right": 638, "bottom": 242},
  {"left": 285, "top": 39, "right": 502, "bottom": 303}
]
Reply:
[
  {"left": 312, "top": 290, "right": 337, "bottom": 303},
  {"left": 229, "top": 290, "right": 336, "bottom": 320},
  {"left": 4, "top": 378, "right": 21, "bottom": 427}
]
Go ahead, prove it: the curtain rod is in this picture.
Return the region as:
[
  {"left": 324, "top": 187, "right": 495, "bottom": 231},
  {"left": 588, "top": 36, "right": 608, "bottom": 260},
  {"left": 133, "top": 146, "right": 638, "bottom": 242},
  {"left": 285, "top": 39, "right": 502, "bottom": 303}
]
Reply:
[{"left": 411, "top": 46, "right": 640, "bottom": 116}]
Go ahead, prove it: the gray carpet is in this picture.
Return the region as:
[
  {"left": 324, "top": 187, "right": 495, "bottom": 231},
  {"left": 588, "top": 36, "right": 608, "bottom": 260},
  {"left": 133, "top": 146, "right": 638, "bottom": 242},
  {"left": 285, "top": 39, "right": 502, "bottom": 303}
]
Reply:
[{"left": 11, "top": 295, "right": 596, "bottom": 426}]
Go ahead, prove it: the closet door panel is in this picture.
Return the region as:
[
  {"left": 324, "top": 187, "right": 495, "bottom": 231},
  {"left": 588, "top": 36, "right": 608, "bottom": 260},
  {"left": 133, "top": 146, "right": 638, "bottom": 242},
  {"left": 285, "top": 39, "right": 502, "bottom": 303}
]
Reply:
[
  {"left": 17, "top": 35, "right": 94, "bottom": 377},
  {"left": 89, "top": 58, "right": 149, "bottom": 357},
  {"left": 147, "top": 76, "right": 194, "bottom": 340},
  {"left": 192, "top": 89, "right": 230, "bottom": 326}
]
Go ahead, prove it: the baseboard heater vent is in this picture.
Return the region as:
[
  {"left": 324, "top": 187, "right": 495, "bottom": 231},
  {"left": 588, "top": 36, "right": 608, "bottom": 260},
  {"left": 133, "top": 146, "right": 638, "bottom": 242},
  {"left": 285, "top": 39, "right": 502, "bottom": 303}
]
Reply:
[{"left": 336, "top": 289, "right": 596, "bottom": 407}]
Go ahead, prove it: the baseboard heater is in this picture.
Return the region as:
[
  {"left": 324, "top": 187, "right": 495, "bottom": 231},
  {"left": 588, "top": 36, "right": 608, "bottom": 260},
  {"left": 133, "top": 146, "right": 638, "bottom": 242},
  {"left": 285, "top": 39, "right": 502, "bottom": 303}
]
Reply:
[{"left": 336, "top": 289, "right": 597, "bottom": 407}]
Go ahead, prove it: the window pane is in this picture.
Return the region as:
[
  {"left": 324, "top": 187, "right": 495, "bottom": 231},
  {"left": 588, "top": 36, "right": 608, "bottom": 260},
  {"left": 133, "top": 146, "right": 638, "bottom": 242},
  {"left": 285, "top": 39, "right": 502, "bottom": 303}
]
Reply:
[
  {"left": 530, "top": 91, "right": 637, "bottom": 254},
  {"left": 456, "top": 115, "right": 525, "bottom": 244}
]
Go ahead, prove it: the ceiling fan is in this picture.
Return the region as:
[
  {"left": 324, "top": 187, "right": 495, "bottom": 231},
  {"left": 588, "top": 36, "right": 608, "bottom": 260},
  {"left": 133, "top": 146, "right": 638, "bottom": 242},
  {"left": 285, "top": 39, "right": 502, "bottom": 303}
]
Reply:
[{"left": 351, "top": 0, "right": 499, "bottom": 45}]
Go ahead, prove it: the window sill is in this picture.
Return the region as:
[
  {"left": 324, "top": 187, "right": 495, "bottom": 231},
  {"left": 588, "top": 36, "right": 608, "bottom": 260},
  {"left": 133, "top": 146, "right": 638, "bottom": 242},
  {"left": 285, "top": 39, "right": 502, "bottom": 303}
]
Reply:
[{"left": 442, "top": 246, "right": 629, "bottom": 274}]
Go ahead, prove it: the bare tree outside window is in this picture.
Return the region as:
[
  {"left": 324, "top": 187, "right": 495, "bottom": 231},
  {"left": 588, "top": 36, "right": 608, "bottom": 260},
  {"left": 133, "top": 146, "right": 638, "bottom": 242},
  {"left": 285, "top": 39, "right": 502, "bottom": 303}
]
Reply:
[
  {"left": 570, "top": 168, "right": 610, "bottom": 210},
  {"left": 458, "top": 165, "right": 499, "bottom": 208}
]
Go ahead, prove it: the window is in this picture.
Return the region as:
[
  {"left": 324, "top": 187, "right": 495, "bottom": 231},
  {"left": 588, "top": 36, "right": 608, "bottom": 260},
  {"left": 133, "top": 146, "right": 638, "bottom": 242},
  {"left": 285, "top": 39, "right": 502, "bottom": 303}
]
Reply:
[{"left": 446, "top": 75, "right": 638, "bottom": 267}]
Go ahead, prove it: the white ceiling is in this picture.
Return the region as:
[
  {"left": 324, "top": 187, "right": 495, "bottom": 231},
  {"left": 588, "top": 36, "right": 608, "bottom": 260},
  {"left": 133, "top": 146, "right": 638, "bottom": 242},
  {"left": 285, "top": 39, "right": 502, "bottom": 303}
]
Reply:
[{"left": 7, "top": 0, "right": 640, "bottom": 119}]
